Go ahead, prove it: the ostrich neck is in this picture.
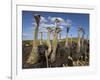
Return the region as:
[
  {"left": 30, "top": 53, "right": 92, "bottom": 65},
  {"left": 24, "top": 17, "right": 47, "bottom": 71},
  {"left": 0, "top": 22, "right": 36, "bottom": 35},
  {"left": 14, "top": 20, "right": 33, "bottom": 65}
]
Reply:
[
  {"left": 78, "top": 31, "right": 81, "bottom": 40},
  {"left": 47, "top": 31, "right": 51, "bottom": 47},
  {"left": 52, "top": 32, "right": 58, "bottom": 48},
  {"left": 65, "top": 32, "right": 69, "bottom": 47},
  {"left": 40, "top": 32, "right": 43, "bottom": 40},
  {"left": 33, "top": 26, "right": 39, "bottom": 47}
]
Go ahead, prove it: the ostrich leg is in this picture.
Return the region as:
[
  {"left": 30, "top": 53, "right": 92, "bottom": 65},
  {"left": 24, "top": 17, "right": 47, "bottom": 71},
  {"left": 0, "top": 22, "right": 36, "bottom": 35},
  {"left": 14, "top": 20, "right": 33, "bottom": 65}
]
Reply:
[
  {"left": 75, "top": 27, "right": 83, "bottom": 66},
  {"left": 26, "top": 15, "right": 40, "bottom": 64}
]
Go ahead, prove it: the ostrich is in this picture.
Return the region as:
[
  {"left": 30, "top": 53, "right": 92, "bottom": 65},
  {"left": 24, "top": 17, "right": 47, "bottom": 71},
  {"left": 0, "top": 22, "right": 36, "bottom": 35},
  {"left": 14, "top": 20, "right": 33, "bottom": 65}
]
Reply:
[
  {"left": 50, "top": 27, "right": 62, "bottom": 63},
  {"left": 50, "top": 18, "right": 62, "bottom": 63},
  {"left": 63, "top": 20, "right": 73, "bottom": 66},
  {"left": 81, "top": 28, "right": 86, "bottom": 61},
  {"left": 26, "top": 14, "right": 41, "bottom": 64},
  {"left": 44, "top": 27, "right": 53, "bottom": 67},
  {"left": 50, "top": 18, "right": 72, "bottom": 67},
  {"left": 80, "top": 28, "right": 89, "bottom": 64},
  {"left": 85, "top": 34, "right": 89, "bottom": 65},
  {"left": 72, "top": 26, "right": 84, "bottom": 66},
  {"left": 77, "top": 26, "right": 83, "bottom": 53},
  {"left": 81, "top": 28, "right": 85, "bottom": 48}
]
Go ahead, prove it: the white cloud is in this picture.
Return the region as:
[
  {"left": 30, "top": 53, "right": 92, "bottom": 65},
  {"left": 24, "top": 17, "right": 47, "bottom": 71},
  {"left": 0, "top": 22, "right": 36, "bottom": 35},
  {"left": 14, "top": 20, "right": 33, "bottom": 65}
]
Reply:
[
  {"left": 59, "top": 26, "right": 64, "bottom": 29},
  {"left": 40, "top": 23, "right": 55, "bottom": 29},
  {"left": 39, "top": 28, "right": 48, "bottom": 33},
  {"left": 40, "top": 16, "right": 47, "bottom": 23},
  {"left": 31, "top": 17, "right": 72, "bottom": 34},
  {"left": 48, "top": 16, "right": 64, "bottom": 23},
  {"left": 39, "top": 23, "right": 55, "bottom": 32},
  {"left": 44, "top": 24, "right": 55, "bottom": 27},
  {"left": 59, "top": 19, "right": 72, "bottom": 30},
  {"left": 48, "top": 16, "right": 51, "bottom": 20},
  {"left": 66, "top": 19, "right": 72, "bottom": 26},
  {"left": 32, "top": 22, "right": 36, "bottom": 26},
  {"left": 39, "top": 23, "right": 64, "bottom": 33},
  {"left": 22, "top": 33, "right": 32, "bottom": 36}
]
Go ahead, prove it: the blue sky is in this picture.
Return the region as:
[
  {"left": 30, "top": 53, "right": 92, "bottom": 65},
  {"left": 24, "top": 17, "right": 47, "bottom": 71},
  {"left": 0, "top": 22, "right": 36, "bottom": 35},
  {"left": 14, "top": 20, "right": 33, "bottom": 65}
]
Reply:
[{"left": 22, "top": 11, "right": 89, "bottom": 40}]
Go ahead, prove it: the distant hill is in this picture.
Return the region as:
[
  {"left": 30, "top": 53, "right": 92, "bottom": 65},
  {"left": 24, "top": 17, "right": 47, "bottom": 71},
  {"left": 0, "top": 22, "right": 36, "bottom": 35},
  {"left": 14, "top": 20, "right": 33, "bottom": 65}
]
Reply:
[{"left": 22, "top": 37, "right": 81, "bottom": 47}]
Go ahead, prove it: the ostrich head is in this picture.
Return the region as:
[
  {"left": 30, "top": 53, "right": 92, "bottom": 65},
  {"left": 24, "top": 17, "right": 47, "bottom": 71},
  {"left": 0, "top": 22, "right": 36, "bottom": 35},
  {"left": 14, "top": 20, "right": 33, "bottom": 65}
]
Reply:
[
  {"left": 46, "top": 27, "right": 54, "bottom": 32},
  {"left": 78, "top": 26, "right": 83, "bottom": 32},
  {"left": 34, "top": 14, "right": 41, "bottom": 27},
  {"left": 55, "top": 27, "right": 62, "bottom": 33},
  {"left": 55, "top": 18, "right": 61, "bottom": 27},
  {"left": 66, "top": 19, "right": 72, "bottom": 33}
]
